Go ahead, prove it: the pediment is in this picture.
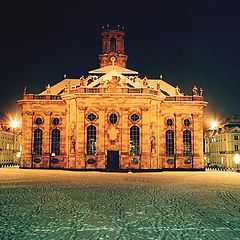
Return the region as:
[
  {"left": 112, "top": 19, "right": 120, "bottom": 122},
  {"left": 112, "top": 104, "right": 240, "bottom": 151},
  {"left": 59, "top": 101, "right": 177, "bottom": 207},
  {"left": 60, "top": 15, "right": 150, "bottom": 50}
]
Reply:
[
  {"left": 89, "top": 65, "right": 138, "bottom": 75},
  {"left": 86, "top": 70, "right": 143, "bottom": 88},
  {"left": 229, "top": 126, "right": 240, "bottom": 133}
]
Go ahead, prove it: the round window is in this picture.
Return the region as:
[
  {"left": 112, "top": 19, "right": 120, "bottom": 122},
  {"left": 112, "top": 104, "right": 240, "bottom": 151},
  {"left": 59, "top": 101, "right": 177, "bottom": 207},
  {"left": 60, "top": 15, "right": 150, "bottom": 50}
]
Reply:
[
  {"left": 87, "top": 113, "right": 97, "bottom": 122},
  {"left": 53, "top": 118, "right": 60, "bottom": 125},
  {"left": 35, "top": 117, "right": 43, "bottom": 125},
  {"left": 109, "top": 113, "right": 118, "bottom": 124},
  {"left": 130, "top": 114, "right": 140, "bottom": 122},
  {"left": 184, "top": 119, "right": 190, "bottom": 126},
  {"left": 166, "top": 119, "right": 173, "bottom": 126}
]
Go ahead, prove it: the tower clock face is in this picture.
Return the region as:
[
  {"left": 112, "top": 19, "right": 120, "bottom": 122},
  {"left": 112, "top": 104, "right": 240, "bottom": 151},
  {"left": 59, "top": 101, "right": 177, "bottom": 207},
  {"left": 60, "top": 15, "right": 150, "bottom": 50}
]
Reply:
[{"left": 110, "top": 56, "right": 116, "bottom": 64}]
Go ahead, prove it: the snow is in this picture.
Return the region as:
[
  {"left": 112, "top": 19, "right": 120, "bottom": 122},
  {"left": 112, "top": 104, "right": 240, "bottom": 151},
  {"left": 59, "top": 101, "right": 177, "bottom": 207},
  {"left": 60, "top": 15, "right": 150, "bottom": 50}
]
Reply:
[{"left": 0, "top": 168, "right": 240, "bottom": 239}]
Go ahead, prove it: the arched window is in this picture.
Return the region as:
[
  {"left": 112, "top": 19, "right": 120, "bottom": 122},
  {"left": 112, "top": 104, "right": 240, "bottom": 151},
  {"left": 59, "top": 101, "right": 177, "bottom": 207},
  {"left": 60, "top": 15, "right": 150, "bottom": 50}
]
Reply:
[
  {"left": 34, "top": 129, "right": 42, "bottom": 156},
  {"left": 183, "top": 130, "right": 192, "bottom": 156},
  {"left": 130, "top": 126, "right": 140, "bottom": 156},
  {"left": 110, "top": 38, "right": 116, "bottom": 52},
  {"left": 166, "top": 130, "right": 174, "bottom": 156},
  {"left": 87, "top": 125, "right": 96, "bottom": 155},
  {"left": 51, "top": 129, "right": 60, "bottom": 156}
]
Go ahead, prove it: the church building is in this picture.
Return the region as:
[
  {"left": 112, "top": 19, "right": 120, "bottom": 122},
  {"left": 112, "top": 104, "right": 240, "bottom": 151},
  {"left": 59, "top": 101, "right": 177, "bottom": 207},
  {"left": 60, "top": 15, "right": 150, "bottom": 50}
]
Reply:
[{"left": 18, "top": 26, "right": 207, "bottom": 171}]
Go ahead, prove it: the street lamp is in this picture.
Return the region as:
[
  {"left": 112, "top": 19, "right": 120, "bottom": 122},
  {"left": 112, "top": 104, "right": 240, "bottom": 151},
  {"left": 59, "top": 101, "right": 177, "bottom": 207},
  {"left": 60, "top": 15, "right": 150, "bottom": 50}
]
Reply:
[
  {"left": 210, "top": 120, "right": 218, "bottom": 130},
  {"left": 234, "top": 154, "right": 240, "bottom": 172},
  {"left": 9, "top": 119, "right": 20, "bottom": 132}
]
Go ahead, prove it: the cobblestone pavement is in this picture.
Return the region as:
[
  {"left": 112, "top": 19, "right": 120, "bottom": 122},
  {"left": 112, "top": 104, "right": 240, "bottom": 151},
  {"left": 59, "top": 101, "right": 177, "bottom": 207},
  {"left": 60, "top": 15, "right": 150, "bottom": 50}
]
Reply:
[{"left": 0, "top": 168, "right": 240, "bottom": 240}]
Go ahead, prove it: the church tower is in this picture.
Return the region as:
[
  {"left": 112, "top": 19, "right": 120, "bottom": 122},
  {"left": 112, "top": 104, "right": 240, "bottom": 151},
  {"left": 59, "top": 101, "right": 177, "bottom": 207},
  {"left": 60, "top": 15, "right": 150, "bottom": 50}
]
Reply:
[{"left": 99, "top": 25, "right": 128, "bottom": 68}]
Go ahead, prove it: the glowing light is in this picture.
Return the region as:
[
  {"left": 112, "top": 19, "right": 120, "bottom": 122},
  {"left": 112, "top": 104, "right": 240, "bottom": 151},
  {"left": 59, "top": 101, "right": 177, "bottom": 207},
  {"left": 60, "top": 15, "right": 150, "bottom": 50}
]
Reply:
[
  {"left": 210, "top": 121, "right": 218, "bottom": 130},
  {"left": 234, "top": 154, "right": 240, "bottom": 164},
  {"left": 10, "top": 119, "right": 19, "bottom": 129}
]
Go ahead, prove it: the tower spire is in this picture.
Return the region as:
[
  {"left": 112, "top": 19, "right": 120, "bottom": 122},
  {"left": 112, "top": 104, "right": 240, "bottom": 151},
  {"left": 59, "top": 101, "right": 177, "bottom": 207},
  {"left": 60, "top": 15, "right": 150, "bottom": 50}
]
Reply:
[{"left": 98, "top": 25, "right": 128, "bottom": 68}]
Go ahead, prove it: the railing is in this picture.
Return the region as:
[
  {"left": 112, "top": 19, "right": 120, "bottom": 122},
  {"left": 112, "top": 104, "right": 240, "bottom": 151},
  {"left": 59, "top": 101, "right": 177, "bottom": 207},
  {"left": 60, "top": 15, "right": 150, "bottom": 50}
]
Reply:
[
  {"left": 50, "top": 95, "right": 62, "bottom": 100},
  {"left": 24, "top": 94, "right": 62, "bottom": 100},
  {"left": 33, "top": 95, "right": 46, "bottom": 100},
  {"left": 128, "top": 89, "right": 143, "bottom": 93},
  {"left": 84, "top": 88, "right": 100, "bottom": 93},
  {"left": 165, "top": 96, "right": 203, "bottom": 101},
  {"left": 24, "top": 90, "right": 204, "bottom": 101},
  {"left": 219, "top": 151, "right": 237, "bottom": 154}
]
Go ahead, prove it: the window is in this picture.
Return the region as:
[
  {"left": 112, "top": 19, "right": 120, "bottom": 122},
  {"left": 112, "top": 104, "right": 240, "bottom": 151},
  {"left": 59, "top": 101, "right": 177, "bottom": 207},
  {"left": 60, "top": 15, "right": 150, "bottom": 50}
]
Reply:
[
  {"left": 166, "top": 118, "right": 173, "bottom": 126},
  {"left": 166, "top": 130, "right": 174, "bottom": 156},
  {"left": 51, "top": 129, "right": 60, "bottom": 156},
  {"left": 110, "top": 38, "right": 116, "bottom": 52},
  {"left": 35, "top": 117, "right": 43, "bottom": 125},
  {"left": 130, "top": 126, "right": 140, "bottom": 156},
  {"left": 234, "top": 135, "right": 239, "bottom": 140},
  {"left": 53, "top": 118, "right": 60, "bottom": 125},
  {"left": 109, "top": 113, "right": 118, "bottom": 124},
  {"left": 34, "top": 129, "right": 42, "bottom": 155},
  {"left": 184, "top": 119, "right": 190, "bottom": 126},
  {"left": 235, "top": 144, "right": 239, "bottom": 152},
  {"left": 183, "top": 130, "right": 192, "bottom": 156},
  {"left": 87, "top": 113, "right": 97, "bottom": 122},
  {"left": 130, "top": 114, "right": 140, "bottom": 122},
  {"left": 87, "top": 125, "right": 96, "bottom": 155}
]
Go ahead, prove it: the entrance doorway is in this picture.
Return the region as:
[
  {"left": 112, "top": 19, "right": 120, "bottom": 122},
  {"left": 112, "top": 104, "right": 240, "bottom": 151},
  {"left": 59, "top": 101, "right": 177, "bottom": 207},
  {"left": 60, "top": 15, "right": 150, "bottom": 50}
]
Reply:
[{"left": 107, "top": 150, "right": 119, "bottom": 170}]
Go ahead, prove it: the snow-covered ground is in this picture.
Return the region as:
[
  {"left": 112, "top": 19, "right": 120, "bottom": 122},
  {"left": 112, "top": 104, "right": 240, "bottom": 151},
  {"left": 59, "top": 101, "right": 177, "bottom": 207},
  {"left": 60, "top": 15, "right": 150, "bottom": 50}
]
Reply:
[{"left": 0, "top": 168, "right": 239, "bottom": 240}]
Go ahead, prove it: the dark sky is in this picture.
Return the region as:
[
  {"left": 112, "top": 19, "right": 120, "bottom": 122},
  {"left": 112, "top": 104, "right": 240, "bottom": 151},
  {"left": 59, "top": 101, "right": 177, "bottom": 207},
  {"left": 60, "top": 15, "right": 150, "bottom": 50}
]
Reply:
[{"left": 0, "top": 0, "right": 240, "bottom": 124}]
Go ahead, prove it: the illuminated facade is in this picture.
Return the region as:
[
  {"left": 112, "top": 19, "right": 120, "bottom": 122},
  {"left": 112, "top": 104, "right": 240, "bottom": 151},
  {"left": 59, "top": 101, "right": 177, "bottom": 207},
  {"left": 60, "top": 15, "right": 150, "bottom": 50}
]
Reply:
[
  {"left": 0, "top": 123, "right": 21, "bottom": 167},
  {"left": 204, "top": 116, "right": 240, "bottom": 169},
  {"left": 18, "top": 26, "right": 207, "bottom": 171}
]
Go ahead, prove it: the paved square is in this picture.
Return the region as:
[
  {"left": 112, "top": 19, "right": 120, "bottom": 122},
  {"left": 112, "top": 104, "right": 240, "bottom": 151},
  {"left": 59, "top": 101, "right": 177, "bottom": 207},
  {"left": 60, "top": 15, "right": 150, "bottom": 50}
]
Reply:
[{"left": 0, "top": 168, "right": 240, "bottom": 239}]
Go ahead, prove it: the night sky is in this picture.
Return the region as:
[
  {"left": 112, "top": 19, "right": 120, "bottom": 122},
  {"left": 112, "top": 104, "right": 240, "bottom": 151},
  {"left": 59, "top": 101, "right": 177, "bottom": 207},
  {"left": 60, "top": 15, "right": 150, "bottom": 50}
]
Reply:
[{"left": 0, "top": 1, "right": 240, "bottom": 126}]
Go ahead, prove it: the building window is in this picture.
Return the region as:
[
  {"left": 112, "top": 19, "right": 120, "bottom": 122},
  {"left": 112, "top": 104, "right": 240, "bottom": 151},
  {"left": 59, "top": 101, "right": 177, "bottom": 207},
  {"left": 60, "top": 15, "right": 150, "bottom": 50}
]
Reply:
[
  {"left": 130, "top": 114, "right": 140, "bottom": 122},
  {"left": 34, "top": 129, "right": 42, "bottom": 156},
  {"left": 130, "top": 126, "right": 140, "bottom": 156},
  {"left": 183, "top": 130, "right": 192, "bottom": 156},
  {"left": 87, "top": 125, "right": 96, "bottom": 155},
  {"left": 166, "top": 119, "right": 173, "bottom": 126},
  {"left": 234, "top": 135, "right": 239, "bottom": 140},
  {"left": 110, "top": 38, "right": 116, "bottom": 52},
  {"left": 53, "top": 118, "right": 60, "bottom": 126},
  {"left": 235, "top": 144, "right": 239, "bottom": 152},
  {"left": 87, "top": 113, "right": 96, "bottom": 122},
  {"left": 51, "top": 129, "right": 60, "bottom": 156},
  {"left": 109, "top": 113, "right": 118, "bottom": 124},
  {"left": 183, "top": 119, "right": 191, "bottom": 127},
  {"left": 35, "top": 117, "right": 43, "bottom": 125},
  {"left": 166, "top": 130, "right": 174, "bottom": 156}
]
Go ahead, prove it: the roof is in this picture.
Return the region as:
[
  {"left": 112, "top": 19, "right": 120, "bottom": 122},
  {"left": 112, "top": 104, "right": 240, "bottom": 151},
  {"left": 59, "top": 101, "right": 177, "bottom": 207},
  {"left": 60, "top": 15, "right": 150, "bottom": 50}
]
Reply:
[
  {"left": 39, "top": 69, "right": 179, "bottom": 97},
  {"left": 40, "top": 79, "right": 79, "bottom": 95},
  {"left": 89, "top": 65, "right": 138, "bottom": 75}
]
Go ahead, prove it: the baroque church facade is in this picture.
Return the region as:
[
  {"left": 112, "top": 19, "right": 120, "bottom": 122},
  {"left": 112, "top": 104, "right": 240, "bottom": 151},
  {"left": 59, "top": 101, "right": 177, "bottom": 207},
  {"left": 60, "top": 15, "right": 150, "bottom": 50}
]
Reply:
[{"left": 18, "top": 26, "right": 207, "bottom": 171}]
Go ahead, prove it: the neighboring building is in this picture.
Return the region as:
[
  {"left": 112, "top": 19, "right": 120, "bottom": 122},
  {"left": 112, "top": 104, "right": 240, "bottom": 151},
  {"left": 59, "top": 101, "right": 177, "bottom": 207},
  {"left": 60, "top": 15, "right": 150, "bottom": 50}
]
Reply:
[
  {"left": 204, "top": 116, "right": 240, "bottom": 170},
  {"left": 0, "top": 123, "right": 22, "bottom": 167},
  {"left": 18, "top": 26, "right": 207, "bottom": 171}
]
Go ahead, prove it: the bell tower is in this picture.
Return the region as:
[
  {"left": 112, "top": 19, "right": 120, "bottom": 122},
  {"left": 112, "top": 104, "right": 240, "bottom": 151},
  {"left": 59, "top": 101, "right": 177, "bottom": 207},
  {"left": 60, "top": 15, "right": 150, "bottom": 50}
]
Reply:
[{"left": 99, "top": 25, "right": 128, "bottom": 68}]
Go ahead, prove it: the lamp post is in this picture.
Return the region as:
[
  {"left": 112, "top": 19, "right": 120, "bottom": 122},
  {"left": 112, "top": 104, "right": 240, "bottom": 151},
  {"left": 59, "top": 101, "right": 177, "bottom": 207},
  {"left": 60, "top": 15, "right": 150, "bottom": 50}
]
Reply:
[
  {"left": 210, "top": 121, "right": 218, "bottom": 130},
  {"left": 9, "top": 119, "right": 19, "bottom": 133},
  {"left": 234, "top": 154, "right": 240, "bottom": 172}
]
